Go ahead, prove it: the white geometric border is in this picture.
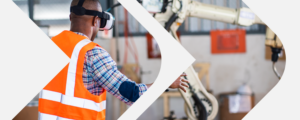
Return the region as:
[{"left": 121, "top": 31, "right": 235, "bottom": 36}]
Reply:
[
  {"left": 117, "top": 0, "right": 195, "bottom": 120},
  {"left": 0, "top": 0, "right": 70, "bottom": 120},
  {"left": 243, "top": 0, "right": 300, "bottom": 120}
]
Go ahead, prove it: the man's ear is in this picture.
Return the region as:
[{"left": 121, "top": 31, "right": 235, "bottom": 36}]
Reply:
[
  {"left": 92, "top": 16, "right": 99, "bottom": 27},
  {"left": 69, "top": 14, "right": 72, "bottom": 21}
]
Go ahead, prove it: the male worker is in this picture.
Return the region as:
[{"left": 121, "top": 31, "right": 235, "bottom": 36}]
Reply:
[{"left": 38, "top": 0, "right": 189, "bottom": 120}]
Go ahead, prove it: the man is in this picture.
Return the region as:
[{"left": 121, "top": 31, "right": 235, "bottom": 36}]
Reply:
[{"left": 38, "top": 0, "right": 189, "bottom": 120}]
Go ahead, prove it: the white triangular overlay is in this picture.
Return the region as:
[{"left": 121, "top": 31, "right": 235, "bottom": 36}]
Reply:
[
  {"left": 0, "top": 0, "right": 69, "bottom": 119},
  {"left": 117, "top": 0, "right": 195, "bottom": 120},
  {"left": 243, "top": 0, "right": 300, "bottom": 120}
]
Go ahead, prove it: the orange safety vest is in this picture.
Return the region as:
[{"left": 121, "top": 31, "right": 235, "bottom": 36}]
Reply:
[{"left": 38, "top": 30, "right": 106, "bottom": 120}]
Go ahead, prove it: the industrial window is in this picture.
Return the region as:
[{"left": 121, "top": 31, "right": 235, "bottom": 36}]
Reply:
[{"left": 13, "top": 0, "right": 264, "bottom": 37}]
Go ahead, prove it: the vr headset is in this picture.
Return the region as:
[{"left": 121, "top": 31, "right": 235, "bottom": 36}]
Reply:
[{"left": 70, "top": 0, "right": 115, "bottom": 31}]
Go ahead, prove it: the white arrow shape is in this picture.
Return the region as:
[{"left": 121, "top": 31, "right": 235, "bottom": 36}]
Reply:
[
  {"left": 242, "top": 0, "right": 300, "bottom": 120},
  {"left": 117, "top": 0, "right": 195, "bottom": 120},
  {"left": 0, "top": 0, "right": 70, "bottom": 119}
]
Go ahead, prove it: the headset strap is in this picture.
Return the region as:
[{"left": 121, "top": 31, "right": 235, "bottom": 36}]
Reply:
[
  {"left": 70, "top": 0, "right": 110, "bottom": 20},
  {"left": 77, "top": 0, "right": 85, "bottom": 7}
]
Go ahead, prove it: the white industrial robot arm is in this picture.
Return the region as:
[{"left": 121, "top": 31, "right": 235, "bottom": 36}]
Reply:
[
  {"left": 185, "top": 0, "right": 284, "bottom": 79},
  {"left": 108, "top": 1, "right": 282, "bottom": 119},
  {"left": 152, "top": 0, "right": 283, "bottom": 120},
  {"left": 156, "top": 0, "right": 282, "bottom": 48},
  {"left": 160, "top": 0, "right": 283, "bottom": 80}
]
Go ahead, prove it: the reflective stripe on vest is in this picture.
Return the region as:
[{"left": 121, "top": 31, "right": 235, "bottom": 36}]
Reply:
[
  {"left": 40, "top": 39, "right": 105, "bottom": 112},
  {"left": 66, "top": 39, "right": 90, "bottom": 96},
  {"left": 39, "top": 112, "right": 72, "bottom": 120},
  {"left": 39, "top": 90, "right": 106, "bottom": 112}
]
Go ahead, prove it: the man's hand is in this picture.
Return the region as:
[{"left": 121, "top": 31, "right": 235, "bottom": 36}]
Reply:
[{"left": 169, "top": 73, "right": 189, "bottom": 92}]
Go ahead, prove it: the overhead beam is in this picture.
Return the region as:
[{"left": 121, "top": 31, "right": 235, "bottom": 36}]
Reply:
[
  {"left": 35, "top": 19, "right": 70, "bottom": 26},
  {"left": 28, "top": 0, "right": 34, "bottom": 21}
]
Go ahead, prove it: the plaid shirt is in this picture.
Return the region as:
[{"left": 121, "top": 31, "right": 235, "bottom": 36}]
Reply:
[{"left": 75, "top": 32, "right": 147, "bottom": 105}]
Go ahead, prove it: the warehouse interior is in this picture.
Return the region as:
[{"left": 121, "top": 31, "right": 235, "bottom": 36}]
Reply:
[{"left": 13, "top": 0, "right": 285, "bottom": 120}]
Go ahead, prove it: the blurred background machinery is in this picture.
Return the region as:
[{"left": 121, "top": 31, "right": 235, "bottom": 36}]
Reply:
[{"left": 13, "top": 0, "right": 285, "bottom": 120}]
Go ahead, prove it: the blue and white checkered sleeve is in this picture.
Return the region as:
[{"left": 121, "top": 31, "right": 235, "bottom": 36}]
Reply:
[
  {"left": 138, "top": 84, "right": 148, "bottom": 96},
  {"left": 88, "top": 47, "right": 148, "bottom": 105}
]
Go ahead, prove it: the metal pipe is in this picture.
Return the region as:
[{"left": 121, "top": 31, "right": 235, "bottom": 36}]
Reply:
[
  {"left": 113, "top": 0, "right": 120, "bottom": 64},
  {"left": 188, "top": 0, "right": 265, "bottom": 26},
  {"left": 188, "top": 1, "right": 237, "bottom": 24},
  {"left": 273, "top": 62, "right": 281, "bottom": 80}
]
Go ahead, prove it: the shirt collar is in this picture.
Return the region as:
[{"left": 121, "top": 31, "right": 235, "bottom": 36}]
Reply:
[{"left": 74, "top": 32, "right": 89, "bottom": 39}]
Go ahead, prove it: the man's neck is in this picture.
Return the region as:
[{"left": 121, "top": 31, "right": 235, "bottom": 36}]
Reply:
[
  {"left": 70, "top": 25, "right": 92, "bottom": 40},
  {"left": 70, "top": 30, "right": 91, "bottom": 39}
]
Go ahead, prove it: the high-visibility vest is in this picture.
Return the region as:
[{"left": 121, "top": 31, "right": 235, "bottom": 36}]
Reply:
[{"left": 38, "top": 30, "right": 106, "bottom": 120}]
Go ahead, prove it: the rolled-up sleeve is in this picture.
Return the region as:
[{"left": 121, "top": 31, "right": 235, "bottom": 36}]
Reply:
[{"left": 87, "top": 47, "right": 147, "bottom": 105}]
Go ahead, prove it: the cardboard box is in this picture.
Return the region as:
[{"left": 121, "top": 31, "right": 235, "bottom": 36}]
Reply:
[{"left": 219, "top": 93, "right": 255, "bottom": 120}]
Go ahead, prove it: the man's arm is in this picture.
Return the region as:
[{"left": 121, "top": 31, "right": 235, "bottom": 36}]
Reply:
[
  {"left": 145, "top": 73, "right": 189, "bottom": 92},
  {"left": 89, "top": 47, "right": 189, "bottom": 105},
  {"left": 88, "top": 47, "right": 147, "bottom": 105}
]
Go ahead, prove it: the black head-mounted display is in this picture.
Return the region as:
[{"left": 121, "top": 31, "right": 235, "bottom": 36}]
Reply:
[{"left": 70, "top": 0, "right": 115, "bottom": 31}]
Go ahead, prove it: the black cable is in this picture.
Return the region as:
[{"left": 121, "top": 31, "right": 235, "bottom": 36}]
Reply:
[
  {"left": 161, "top": 0, "right": 169, "bottom": 13},
  {"left": 179, "top": 0, "right": 183, "bottom": 11},
  {"left": 106, "top": 3, "right": 121, "bottom": 12},
  {"left": 184, "top": 75, "right": 208, "bottom": 120},
  {"left": 192, "top": 93, "right": 208, "bottom": 120},
  {"left": 165, "top": 13, "right": 179, "bottom": 31}
]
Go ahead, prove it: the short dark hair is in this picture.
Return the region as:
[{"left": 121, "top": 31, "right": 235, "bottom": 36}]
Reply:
[{"left": 71, "top": 0, "right": 100, "bottom": 7}]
